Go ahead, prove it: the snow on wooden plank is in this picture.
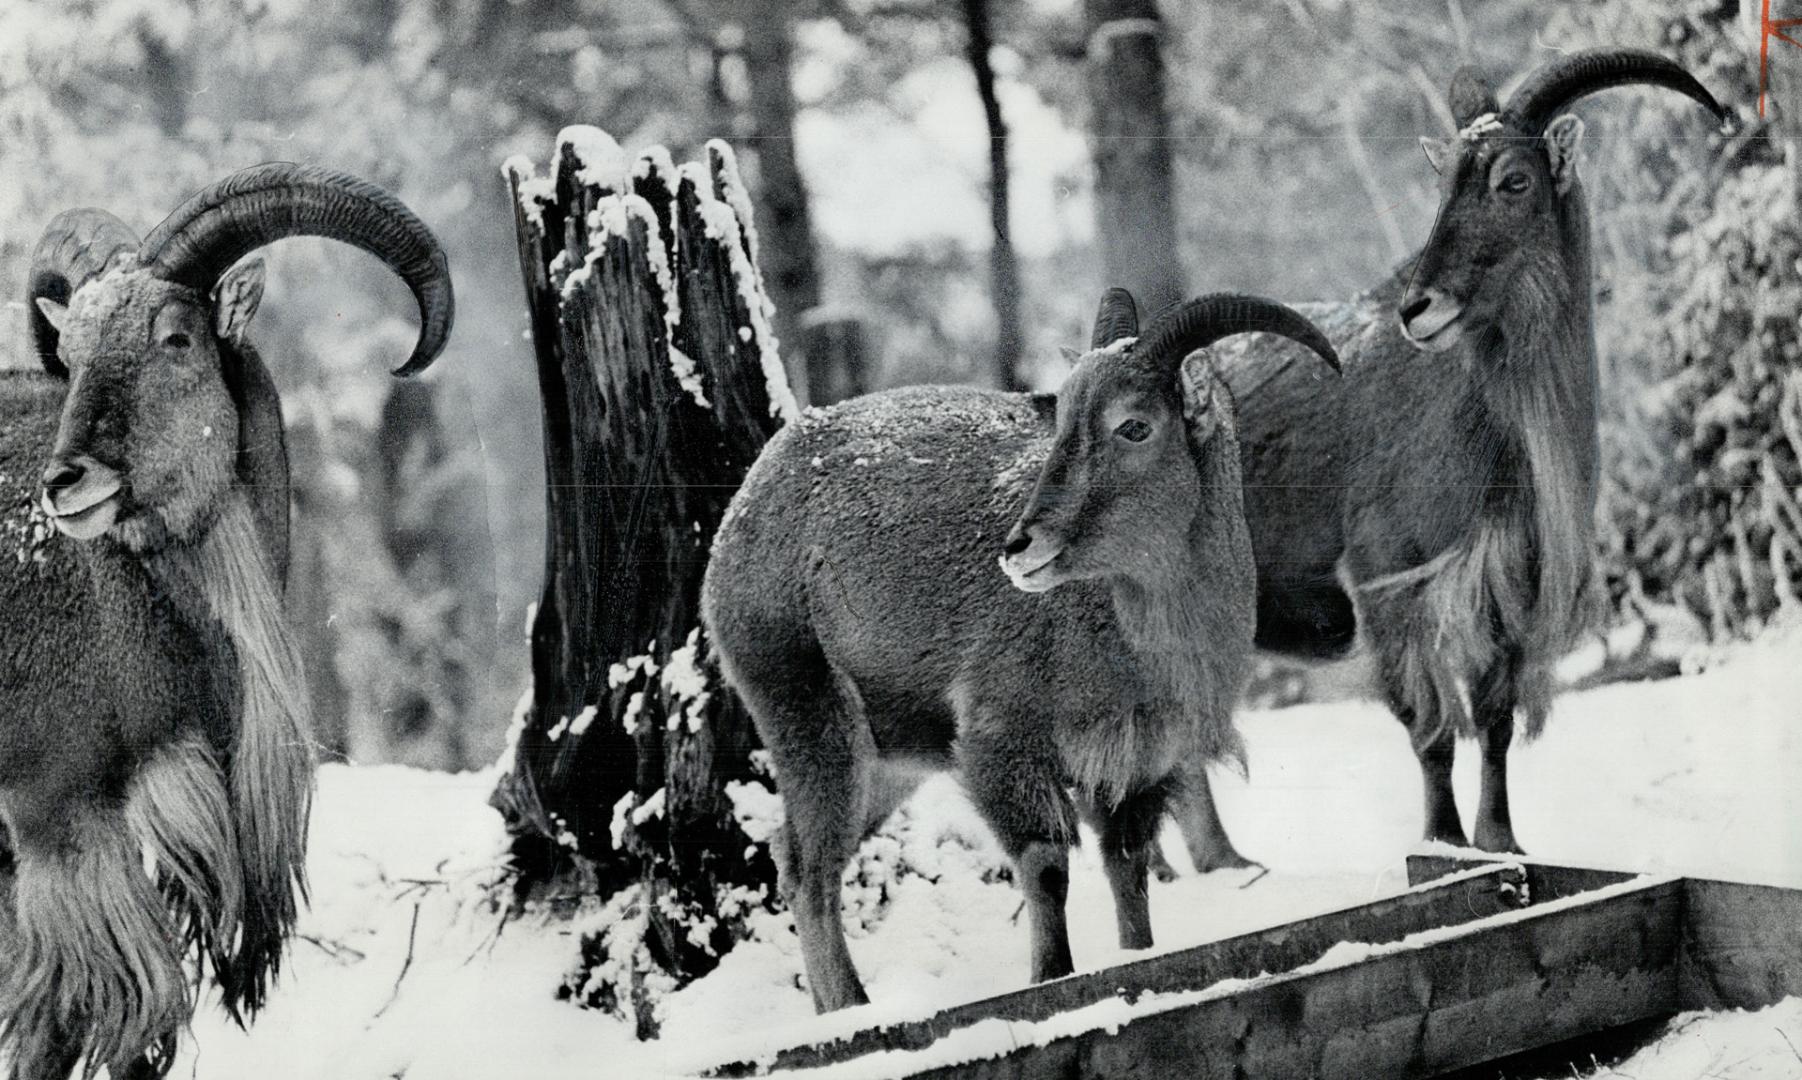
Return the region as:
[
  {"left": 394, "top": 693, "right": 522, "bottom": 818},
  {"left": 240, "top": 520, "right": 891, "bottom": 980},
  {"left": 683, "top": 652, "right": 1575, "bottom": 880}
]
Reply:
[
  {"left": 703, "top": 863, "right": 1529, "bottom": 1076},
  {"left": 1678, "top": 877, "right": 1802, "bottom": 1012},
  {"left": 1406, "top": 849, "right": 1641, "bottom": 902},
  {"left": 766, "top": 875, "right": 1681, "bottom": 1079}
]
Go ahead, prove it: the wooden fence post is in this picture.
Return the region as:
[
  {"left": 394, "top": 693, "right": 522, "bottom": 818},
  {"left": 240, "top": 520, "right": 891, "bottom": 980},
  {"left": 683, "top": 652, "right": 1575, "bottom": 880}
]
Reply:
[{"left": 493, "top": 128, "right": 794, "bottom": 1035}]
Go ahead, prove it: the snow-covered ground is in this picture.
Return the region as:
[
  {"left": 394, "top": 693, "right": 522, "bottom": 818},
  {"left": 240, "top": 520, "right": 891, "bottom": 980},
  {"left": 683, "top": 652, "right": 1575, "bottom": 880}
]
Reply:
[{"left": 174, "top": 631, "right": 1802, "bottom": 1079}]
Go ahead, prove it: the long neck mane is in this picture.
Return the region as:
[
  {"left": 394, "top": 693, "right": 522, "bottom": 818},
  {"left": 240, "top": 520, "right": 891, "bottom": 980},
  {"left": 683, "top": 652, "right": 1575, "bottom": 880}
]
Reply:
[
  {"left": 148, "top": 491, "right": 313, "bottom": 1014},
  {"left": 1466, "top": 183, "right": 1600, "bottom": 661}
]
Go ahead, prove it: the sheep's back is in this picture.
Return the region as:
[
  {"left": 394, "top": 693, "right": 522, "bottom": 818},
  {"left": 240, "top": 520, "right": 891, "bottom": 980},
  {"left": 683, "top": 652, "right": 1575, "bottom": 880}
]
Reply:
[{"left": 706, "top": 385, "right": 1138, "bottom": 754}]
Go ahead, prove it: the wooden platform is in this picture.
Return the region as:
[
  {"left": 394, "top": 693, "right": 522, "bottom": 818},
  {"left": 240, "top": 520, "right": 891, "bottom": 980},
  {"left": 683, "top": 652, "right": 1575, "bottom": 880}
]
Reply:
[{"left": 705, "top": 854, "right": 1802, "bottom": 1078}]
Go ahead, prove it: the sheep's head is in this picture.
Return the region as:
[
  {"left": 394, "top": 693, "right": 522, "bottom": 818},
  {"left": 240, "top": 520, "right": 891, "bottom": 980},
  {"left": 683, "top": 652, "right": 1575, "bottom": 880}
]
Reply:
[
  {"left": 1000, "top": 290, "right": 1338, "bottom": 593},
  {"left": 1400, "top": 48, "right": 1727, "bottom": 353},
  {"left": 27, "top": 165, "right": 455, "bottom": 551}
]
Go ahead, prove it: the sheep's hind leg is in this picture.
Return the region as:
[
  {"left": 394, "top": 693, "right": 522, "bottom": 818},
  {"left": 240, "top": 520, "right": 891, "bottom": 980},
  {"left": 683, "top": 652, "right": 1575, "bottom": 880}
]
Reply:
[
  {"left": 958, "top": 728, "right": 1078, "bottom": 983},
  {"left": 1167, "top": 763, "right": 1256, "bottom": 874},
  {"left": 779, "top": 726, "right": 873, "bottom": 1011},
  {"left": 738, "top": 657, "right": 873, "bottom": 1013}
]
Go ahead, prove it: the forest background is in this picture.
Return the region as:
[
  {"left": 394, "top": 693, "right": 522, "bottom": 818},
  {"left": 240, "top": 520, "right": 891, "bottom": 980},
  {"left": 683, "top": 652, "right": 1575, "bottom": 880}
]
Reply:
[{"left": 0, "top": 0, "right": 1793, "bottom": 768}]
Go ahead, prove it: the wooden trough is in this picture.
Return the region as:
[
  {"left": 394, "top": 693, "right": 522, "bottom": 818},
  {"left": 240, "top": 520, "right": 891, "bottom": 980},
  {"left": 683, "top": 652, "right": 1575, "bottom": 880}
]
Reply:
[{"left": 706, "top": 853, "right": 1802, "bottom": 1078}]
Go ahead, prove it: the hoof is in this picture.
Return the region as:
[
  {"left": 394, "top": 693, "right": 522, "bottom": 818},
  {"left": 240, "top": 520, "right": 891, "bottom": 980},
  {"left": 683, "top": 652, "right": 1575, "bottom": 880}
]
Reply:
[
  {"left": 1425, "top": 824, "right": 1471, "bottom": 848},
  {"left": 1192, "top": 848, "right": 1259, "bottom": 875},
  {"left": 810, "top": 981, "right": 871, "bottom": 1013},
  {"left": 1473, "top": 823, "right": 1524, "bottom": 855}
]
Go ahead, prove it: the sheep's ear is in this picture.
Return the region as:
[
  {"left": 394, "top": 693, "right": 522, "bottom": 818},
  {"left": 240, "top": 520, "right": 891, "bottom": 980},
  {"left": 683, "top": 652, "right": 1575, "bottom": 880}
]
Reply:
[
  {"left": 34, "top": 297, "right": 69, "bottom": 335},
  {"left": 1179, "top": 351, "right": 1220, "bottom": 443},
  {"left": 1545, "top": 114, "right": 1585, "bottom": 196},
  {"left": 1419, "top": 137, "right": 1453, "bottom": 175},
  {"left": 213, "top": 256, "right": 266, "bottom": 344}
]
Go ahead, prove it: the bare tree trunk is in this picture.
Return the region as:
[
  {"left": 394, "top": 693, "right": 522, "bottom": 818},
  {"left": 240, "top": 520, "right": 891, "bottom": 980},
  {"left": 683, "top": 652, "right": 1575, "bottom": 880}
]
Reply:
[
  {"left": 1083, "top": 0, "right": 1184, "bottom": 317},
  {"left": 802, "top": 312, "right": 871, "bottom": 405},
  {"left": 738, "top": 0, "right": 824, "bottom": 395},
  {"left": 493, "top": 130, "right": 788, "bottom": 1036},
  {"left": 355, "top": 379, "right": 498, "bottom": 770},
  {"left": 137, "top": 27, "right": 188, "bottom": 136},
  {"left": 962, "top": 0, "right": 1025, "bottom": 391}
]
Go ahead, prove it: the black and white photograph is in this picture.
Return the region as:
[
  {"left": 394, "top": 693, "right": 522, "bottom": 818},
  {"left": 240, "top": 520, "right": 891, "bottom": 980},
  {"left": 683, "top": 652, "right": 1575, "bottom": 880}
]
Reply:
[{"left": 1, "top": 1, "right": 1799, "bottom": 1076}]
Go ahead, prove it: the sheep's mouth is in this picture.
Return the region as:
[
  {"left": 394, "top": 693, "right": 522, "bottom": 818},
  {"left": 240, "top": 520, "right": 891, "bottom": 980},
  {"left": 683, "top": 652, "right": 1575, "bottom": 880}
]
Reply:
[
  {"left": 1410, "top": 315, "right": 1464, "bottom": 351},
  {"left": 1402, "top": 307, "right": 1466, "bottom": 351},
  {"left": 1000, "top": 549, "right": 1064, "bottom": 593},
  {"left": 42, "top": 488, "right": 122, "bottom": 541}
]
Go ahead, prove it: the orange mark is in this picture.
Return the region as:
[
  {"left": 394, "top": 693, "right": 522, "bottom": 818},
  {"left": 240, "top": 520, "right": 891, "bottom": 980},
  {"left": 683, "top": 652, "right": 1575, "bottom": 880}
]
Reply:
[{"left": 1763, "top": 0, "right": 1802, "bottom": 119}]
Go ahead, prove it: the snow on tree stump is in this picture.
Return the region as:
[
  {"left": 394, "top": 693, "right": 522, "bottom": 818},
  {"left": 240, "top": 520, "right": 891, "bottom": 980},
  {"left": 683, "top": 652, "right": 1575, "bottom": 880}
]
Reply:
[{"left": 495, "top": 127, "right": 796, "bottom": 1037}]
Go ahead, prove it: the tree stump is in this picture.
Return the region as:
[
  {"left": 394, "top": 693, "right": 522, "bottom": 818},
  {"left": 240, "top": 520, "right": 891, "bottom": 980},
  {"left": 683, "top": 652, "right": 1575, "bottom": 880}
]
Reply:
[{"left": 494, "top": 128, "right": 795, "bottom": 1035}]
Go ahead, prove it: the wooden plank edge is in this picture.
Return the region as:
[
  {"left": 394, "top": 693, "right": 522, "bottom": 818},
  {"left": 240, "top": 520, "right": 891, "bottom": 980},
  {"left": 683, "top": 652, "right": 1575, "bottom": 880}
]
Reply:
[
  {"left": 1678, "top": 875, "right": 1802, "bottom": 1011},
  {"left": 835, "top": 875, "right": 1683, "bottom": 1080},
  {"left": 696, "top": 863, "right": 1530, "bottom": 1077}
]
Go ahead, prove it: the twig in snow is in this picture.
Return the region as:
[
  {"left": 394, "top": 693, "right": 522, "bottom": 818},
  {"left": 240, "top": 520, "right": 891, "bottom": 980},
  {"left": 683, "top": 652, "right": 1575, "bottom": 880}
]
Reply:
[
  {"left": 1237, "top": 866, "right": 1271, "bottom": 889},
  {"left": 373, "top": 902, "right": 423, "bottom": 1020},
  {"left": 461, "top": 902, "right": 517, "bottom": 967},
  {"left": 1778, "top": 1026, "right": 1802, "bottom": 1062},
  {"left": 299, "top": 933, "right": 367, "bottom": 964}
]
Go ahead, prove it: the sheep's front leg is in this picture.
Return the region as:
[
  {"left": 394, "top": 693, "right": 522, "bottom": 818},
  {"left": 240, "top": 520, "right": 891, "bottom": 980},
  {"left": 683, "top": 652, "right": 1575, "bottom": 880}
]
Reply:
[
  {"left": 1083, "top": 785, "right": 1171, "bottom": 951},
  {"left": 1014, "top": 842, "right": 1075, "bottom": 982},
  {"left": 1469, "top": 654, "right": 1526, "bottom": 854},
  {"left": 957, "top": 726, "right": 1079, "bottom": 984}
]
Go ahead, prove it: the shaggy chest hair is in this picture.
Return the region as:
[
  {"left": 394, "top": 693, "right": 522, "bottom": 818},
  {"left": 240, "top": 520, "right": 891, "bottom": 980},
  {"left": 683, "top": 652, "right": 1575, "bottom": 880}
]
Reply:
[
  {"left": 1058, "top": 700, "right": 1195, "bottom": 808},
  {"left": 1058, "top": 528, "right": 1251, "bottom": 807}
]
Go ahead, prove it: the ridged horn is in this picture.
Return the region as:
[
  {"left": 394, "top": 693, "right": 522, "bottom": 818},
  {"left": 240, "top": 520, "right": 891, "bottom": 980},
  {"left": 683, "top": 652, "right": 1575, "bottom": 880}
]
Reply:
[
  {"left": 139, "top": 163, "right": 454, "bottom": 376},
  {"left": 1090, "top": 287, "right": 1140, "bottom": 349},
  {"left": 25, "top": 209, "right": 142, "bottom": 378},
  {"left": 1134, "top": 293, "right": 1340, "bottom": 375},
  {"left": 1503, "top": 47, "right": 1728, "bottom": 135}
]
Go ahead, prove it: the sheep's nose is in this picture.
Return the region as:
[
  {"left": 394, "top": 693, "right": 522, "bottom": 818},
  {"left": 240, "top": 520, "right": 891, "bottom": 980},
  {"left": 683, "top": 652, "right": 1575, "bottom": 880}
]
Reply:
[
  {"left": 42, "top": 460, "right": 86, "bottom": 495},
  {"left": 1398, "top": 294, "right": 1432, "bottom": 326},
  {"left": 1003, "top": 522, "right": 1032, "bottom": 557}
]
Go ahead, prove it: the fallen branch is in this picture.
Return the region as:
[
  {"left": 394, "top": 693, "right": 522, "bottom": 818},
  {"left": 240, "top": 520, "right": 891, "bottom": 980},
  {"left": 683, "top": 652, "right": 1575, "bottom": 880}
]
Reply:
[{"left": 373, "top": 902, "right": 424, "bottom": 1021}]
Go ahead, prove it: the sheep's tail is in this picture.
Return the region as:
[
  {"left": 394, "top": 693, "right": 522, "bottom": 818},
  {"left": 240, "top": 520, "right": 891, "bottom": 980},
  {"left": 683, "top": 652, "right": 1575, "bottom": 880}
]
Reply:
[
  {"left": 196, "top": 497, "right": 315, "bottom": 1019},
  {"left": 0, "top": 738, "right": 239, "bottom": 1079}
]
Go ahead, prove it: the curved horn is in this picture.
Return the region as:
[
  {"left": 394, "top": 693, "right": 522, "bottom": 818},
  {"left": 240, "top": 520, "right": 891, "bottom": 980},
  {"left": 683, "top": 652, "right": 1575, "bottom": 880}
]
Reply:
[
  {"left": 25, "top": 209, "right": 142, "bottom": 378},
  {"left": 139, "top": 163, "right": 454, "bottom": 376},
  {"left": 1134, "top": 293, "right": 1340, "bottom": 375},
  {"left": 1503, "top": 47, "right": 1727, "bottom": 135},
  {"left": 1090, "top": 287, "right": 1140, "bottom": 349}
]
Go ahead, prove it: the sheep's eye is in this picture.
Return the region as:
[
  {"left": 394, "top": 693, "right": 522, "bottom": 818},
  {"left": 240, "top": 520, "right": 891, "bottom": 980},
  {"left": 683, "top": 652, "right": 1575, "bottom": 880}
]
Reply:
[
  {"left": 1114, "top": 418, "right": 1153, "bottom": 443},
  {"left": 1497, "top": 172, "right": 1530, "bottom": 195},
  {"left": 164, "top": 332, "right": 191, "bottom": 349}
]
